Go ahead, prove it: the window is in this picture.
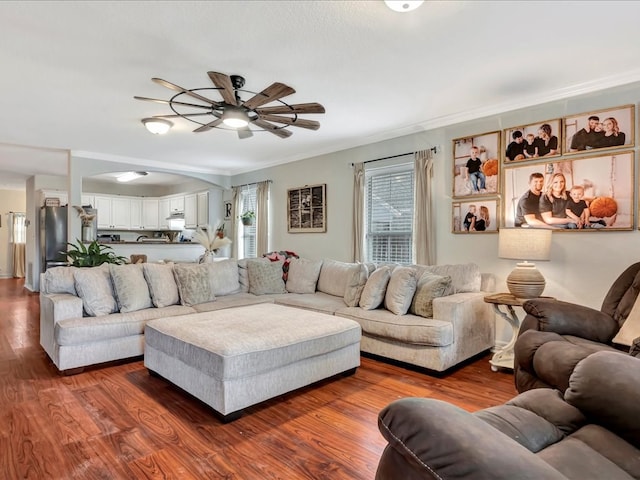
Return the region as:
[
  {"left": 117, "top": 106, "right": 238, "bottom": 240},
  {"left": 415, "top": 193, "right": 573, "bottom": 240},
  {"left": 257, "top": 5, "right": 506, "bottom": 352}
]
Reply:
[
  {"left": 365, "top": 165, "right": 414, "bottom": 264},
  {"left": 239, "top": 185, "right": 257, "bottom": 258}
]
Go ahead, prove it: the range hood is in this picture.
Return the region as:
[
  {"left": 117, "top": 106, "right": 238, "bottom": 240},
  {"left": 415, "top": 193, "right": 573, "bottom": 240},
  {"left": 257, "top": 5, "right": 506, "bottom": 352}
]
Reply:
[{"left": 166, "top": 212, "right": 184, "bottom": 220}]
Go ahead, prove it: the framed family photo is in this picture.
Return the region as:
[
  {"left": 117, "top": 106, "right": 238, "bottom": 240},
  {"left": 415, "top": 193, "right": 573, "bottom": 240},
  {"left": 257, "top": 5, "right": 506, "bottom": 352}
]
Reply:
[
  {"left": 502, "top": 151, "right": 634, "bottom": 231},
  {"left": 452, "top": 199, "right": 499, "bottom": 234},
  {"left": 452, "top": 130, "right": 500, "bottom": 198},
  {"left": 504, "top": 118, "right": 561, "bottom": 163},
  {"left": 563, "top": 105, "right": 634, "bottom": 154},
  {"left": 287, "top": 183, "right": 327, "bottom": 233}
]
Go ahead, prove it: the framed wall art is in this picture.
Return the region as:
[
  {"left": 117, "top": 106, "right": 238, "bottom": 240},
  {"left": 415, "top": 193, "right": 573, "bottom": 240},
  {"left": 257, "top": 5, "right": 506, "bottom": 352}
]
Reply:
[
  {"left": 452, "top": 131, "right": 500, "bottom": 198},
  {"left": 502, "top": 151, "right": 634, "bottom": 231},
  {"left": 452, "top": 198, "right": 499, "bottom": 234},
  {"left": 504, "top": 119, "right": 561, "bottom": 163},
  {"left": 287, "top": 183, "right": 326, "bottom": 233},
  {"left": 563, "top": 104, "right": 634, "bottom": 154}
]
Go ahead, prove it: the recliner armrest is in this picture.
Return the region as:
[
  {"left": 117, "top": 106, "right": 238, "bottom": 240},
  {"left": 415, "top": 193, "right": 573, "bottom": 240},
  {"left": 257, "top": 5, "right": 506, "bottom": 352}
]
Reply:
[
  {"left": 521, "top": 298, "right": 618, "bottom": 343},
  {"left": 376, "top": 398, "right": 567, "bottom": 480}
]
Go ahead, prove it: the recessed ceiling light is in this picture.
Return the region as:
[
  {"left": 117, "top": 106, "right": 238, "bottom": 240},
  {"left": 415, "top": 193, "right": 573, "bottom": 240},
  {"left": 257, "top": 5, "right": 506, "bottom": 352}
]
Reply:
[
  {"left": 384, "top": 0, "right": 424, "bottom": 13},
  {"left": 117, "top": 171, "right": 148, "bottom": 183}
]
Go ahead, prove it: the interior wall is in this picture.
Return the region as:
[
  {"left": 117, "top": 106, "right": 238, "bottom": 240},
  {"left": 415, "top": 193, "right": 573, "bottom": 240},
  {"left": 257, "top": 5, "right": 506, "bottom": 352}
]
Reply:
[
  {"left": 0, "top": 189, "right": 27, "bottom": 278},
  {"left": 232, "top": 81, "right": 640, "bottom": 311}
]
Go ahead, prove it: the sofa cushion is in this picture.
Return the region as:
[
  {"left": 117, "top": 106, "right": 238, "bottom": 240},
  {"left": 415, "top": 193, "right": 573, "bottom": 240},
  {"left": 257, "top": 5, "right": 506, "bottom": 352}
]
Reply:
[
  {"left": 238, "top": 257, "right": 268, "bottom": 293},
  {"left": 173, "top": 263, "right": 216, "bottom": 306},
  {"left": 384, "top": 266, "right": 418, "bottom": 315},
  {"left": 286, "top": 258, "right": 323, "bottom": 294},
  {"left": 359, "top": 266, "right": 391, "bottom": 310},
  {"left": 247, "top": 259, "right": 287, "bottom": 295},
  {"left": 73, "top": 265, "right": 118, "bottom": 317},
  {"left": 410, "top": 272, "right": 453, "bottom": 318},
  {"left": 275, "top": 291, "right": 347, "bottom": 314},
  {"left": 209, "top": 259, "right": 241, "bottom": 296},
  {"left": 317, "top": 259, "right": 359, "bottom": 297},
  {"left": 42, "top": 266, "right": 77, "bottom": 295},
  {"left": 110, "top": 264, "right": 152, "bottom": 313},
  {"left": 420, "top": 263, "right": 481, "bottom": 293},
  {"left": 612, "top": 293, "right": 640, "bottom": 346},
  {"left": 344, "top": 264, "right": 369, "bottom": 307},
  {"left": 192, "top": 293, "right": 275, "bottom": 312},
  {"left": 143, "top": 263, "right": 180, "bottom": 308}
]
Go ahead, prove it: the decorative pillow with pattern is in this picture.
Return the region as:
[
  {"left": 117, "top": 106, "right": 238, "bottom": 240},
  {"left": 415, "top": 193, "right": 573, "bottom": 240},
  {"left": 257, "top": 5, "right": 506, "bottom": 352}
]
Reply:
[
  {"left": 359, "top": 266, "right": 392, "bottom": 310},
  {"left": 109, "top": 264, "right": 152, "bottom": 313},
  {"left": 73, "top": 265, "right": 118, "bottom": 316},
  {"left": 410, "top": 272, "right": 453, "bottom": 318},
  {"left": 384, "top": 266, "right": 418, "bottom": 315},
  {"left": 173, "top": 263, "right": 216, "bottom": 306},
  {"left": 143, "top": 262, "right": 179, "bottom": 308},
  {"left": 247, "top": 259, "right": 287, "bottom": 295}
]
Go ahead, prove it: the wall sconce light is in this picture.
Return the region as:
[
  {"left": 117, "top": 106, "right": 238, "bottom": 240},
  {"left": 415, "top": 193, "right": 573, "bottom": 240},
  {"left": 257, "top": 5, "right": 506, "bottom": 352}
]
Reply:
[
  {"left": 142, "top": 118, "right": 173, "bottom": 134},
  {"left": 499, "top": 228, "right": 552, "bottom": 298}
]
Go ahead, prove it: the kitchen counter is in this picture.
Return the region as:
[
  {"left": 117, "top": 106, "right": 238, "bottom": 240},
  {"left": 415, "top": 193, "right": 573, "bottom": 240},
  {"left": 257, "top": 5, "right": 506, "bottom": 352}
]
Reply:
[{"left": 98, "top": 241, "right": 212, "bottom": 263}]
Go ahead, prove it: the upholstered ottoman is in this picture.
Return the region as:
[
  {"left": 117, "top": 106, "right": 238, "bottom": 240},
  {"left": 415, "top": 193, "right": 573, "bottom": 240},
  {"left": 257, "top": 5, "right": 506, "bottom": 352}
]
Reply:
[{"left": 144, "top": 303, "right": 361, "bottom": 421}]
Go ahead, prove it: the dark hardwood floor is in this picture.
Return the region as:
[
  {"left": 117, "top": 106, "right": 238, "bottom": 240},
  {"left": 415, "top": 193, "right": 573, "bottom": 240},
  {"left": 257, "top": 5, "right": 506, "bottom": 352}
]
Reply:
[{"left": 0, "top": 278, "right": 517, "bottom": 479}]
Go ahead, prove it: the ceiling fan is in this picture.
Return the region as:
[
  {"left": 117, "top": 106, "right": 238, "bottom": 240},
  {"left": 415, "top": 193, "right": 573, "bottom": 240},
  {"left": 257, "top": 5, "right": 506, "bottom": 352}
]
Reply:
[{"left": 134, "top": 71, "right": 325, "bottom": 139}]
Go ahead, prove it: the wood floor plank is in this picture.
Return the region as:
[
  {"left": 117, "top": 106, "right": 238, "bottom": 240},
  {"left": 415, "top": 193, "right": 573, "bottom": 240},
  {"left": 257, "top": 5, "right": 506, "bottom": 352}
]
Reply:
[{"left": 0, "top": 278, "right": 518, "bottom": 479}]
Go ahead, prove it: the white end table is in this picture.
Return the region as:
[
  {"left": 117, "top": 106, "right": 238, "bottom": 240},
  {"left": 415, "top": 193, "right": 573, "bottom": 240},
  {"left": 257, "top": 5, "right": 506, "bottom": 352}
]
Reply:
[{"left": 484, "top": 293, "right": 554, "bottom": 372}]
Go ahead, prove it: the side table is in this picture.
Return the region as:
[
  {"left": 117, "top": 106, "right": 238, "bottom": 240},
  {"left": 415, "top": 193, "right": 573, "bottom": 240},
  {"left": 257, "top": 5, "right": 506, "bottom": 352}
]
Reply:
[{"left": 483, "top": 293, "right": 554, "bottom": 372}]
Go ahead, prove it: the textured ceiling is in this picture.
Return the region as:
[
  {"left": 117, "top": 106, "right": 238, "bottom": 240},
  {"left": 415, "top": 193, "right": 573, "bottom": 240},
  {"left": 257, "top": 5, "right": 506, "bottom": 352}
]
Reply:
[{"left": 1, "top": 1, "right": 640, "bottom": 189}]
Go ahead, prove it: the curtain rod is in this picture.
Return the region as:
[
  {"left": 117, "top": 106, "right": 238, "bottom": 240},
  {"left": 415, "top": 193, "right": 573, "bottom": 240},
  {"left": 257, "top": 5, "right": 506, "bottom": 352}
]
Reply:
[
  {"left": 231, "top": 179, "right": 273, "bottom": 189},
  {"left": 363, "top": 147, "right": 438, "bottom": 165}
]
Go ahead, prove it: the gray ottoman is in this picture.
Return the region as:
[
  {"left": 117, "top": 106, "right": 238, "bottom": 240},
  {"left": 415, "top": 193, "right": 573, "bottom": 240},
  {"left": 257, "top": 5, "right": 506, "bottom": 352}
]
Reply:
[{"left": 144, "top": 303, "right": 361, "bottom": 421}]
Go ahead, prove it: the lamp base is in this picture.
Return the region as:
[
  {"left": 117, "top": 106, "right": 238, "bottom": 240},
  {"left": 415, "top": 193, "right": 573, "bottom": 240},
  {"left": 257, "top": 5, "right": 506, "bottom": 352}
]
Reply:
[{"left": 506, "top": 262, "right": 545, "bottom": 299}]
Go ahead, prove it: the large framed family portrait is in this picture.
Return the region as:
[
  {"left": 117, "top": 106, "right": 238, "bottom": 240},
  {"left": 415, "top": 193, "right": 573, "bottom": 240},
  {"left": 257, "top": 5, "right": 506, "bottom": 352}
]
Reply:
[
  {"left": 287, "top": 183, "right": 327, "bottom": 233},
  {"left": 563, "top": 105, "right": 634, "bottom": 154},
  {"left": 452, "top": 130, "right": 500, "bottom": 198},
  {"left": 503, "top": 151, "right": 634, "bottom": 231},
  {"left": 452, "top": 199, "right": 499, "bottom": 234},
  {"left": 504, "top": 118, "right": 561, "bottom": 163}
]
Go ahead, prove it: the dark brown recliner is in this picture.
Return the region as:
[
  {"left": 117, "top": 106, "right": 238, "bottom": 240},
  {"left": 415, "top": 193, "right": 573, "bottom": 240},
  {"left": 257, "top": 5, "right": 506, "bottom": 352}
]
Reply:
[{"left": 514, "top": 262, "right": 640, "bottom": 393}]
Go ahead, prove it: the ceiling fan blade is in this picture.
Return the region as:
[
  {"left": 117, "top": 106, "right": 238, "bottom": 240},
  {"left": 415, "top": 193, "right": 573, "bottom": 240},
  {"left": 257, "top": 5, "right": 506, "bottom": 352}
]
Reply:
[
  {"left": 252, "top": 118, "right": 292, "bottom": 138},
  {"left": 255, "top": 103, "right": 325, "bottom": 115},
  {"left": 152, "top": 78, "right": 220, "bottom": 106},
  {"left": 193, "top": 118, "right": 224, "bottom": 133},
  {"left": 134, "top": 96, "right": 212, "bottom": 110},
  {"left": 237, "top": 127, "right": 253, "bottom": 140},
  {"left": 207, "top": 71, "right": 237, "bottom": 105},
  {"left": 151, "top": 112, "right": 213, "bottom": 119},
  {"left": 258, "top": 114, "right": 320, "bottom": 130},
  {"left": 242, "top": 83, "right": 296, "bottom": 110}
]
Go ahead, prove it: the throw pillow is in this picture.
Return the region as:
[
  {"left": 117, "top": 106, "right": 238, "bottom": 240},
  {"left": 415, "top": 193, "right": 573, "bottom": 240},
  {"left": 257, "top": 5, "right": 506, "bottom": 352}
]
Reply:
[
  {"left": 110, "top": 264, "right": 152, "bottom": 313},
  {"left": 410, "top": 272, "right": 453, "bottom": 318},
  {"left": 317, "top": 259, "right": 359, "bottom": 297},
  {"left": 73, "top": 265, "right": 118, "bottom": 317},
  {"left": 209, "top": 259, "right": 241, "bottom": 296},
  {"left": 286, "top": 258, "right": 323, "bottom": 294},
  {"left": 42, "top": 266, "right": 77, "bottom": 294},
  {"left": 173, "top": 263, "right": 216, "bottom": 306},
  {"left": 359, "top": 266, "right": 392, "bottom": 310},
  {"left": 143, "top": 262, "right": 179, "bottom": 308},
  {"left": 247, "top": 260, "right": 287, "bottom": 295},
  {"left": 384, "top": 266, "right": 418, "bottom": 315},
  {"left": 613, "top": 294, "right": 640, "bottom": 346},
  {"left": 424, "top": 263, "right": 481, "bottom": 293},
  {"left": 344, "top": 263, "right": 369, "bottom": 307}
]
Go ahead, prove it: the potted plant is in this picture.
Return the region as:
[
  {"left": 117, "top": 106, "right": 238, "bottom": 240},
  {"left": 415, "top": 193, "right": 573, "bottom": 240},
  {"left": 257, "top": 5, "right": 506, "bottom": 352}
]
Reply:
[
  {"left": 240, "top": 210, "right": 255, "bottom": 226},
  {"left": 62, "top": 239, "right": 128, "bottom": 267}
]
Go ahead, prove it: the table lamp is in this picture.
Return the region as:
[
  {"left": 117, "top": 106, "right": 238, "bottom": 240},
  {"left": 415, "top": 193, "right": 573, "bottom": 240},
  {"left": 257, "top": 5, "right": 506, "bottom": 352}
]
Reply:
[{"left": 498, "top": 228, "right": 552, "bottom": 298}]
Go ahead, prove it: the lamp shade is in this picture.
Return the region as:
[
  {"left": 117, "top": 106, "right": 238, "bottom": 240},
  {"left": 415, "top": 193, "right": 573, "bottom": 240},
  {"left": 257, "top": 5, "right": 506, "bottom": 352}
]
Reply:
[
  {"left": 499, "top": 228, "right": 551, "bottom": 298},
  {"left": 498, "top": 228, "right": 551, "bottom": 261}
]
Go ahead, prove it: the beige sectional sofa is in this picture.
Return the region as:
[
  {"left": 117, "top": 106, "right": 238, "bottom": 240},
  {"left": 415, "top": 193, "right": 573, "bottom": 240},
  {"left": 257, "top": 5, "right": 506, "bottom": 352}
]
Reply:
[{"left": 40, "top": 257, "right": 495, "bottom": 374}]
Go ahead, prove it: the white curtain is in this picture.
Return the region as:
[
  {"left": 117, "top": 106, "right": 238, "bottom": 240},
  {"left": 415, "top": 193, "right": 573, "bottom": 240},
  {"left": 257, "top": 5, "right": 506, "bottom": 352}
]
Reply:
[
  {"left": 413, "top": 150, "right": 435, "bottom": 265},
  {"left": 351, "top": 162, "right": 365, "bottom": 262},
  {"left": 231, "top": 186, "right": 240, "bottom": 258},
  {"left": 256, "top": 181, "right": 270, "bottom": 255},
  {"left": 10, "top": 212, "right": 26, "bottom": 278}
]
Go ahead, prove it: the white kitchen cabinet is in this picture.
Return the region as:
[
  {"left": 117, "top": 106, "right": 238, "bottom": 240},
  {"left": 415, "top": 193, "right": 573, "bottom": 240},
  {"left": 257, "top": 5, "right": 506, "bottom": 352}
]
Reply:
[
  {"left": 197, "top": 191, "right": 209, "bottom": 227},
  {"left": 142, "top": 199, "right": 159, "bottom": 229},
  {"left": 158, "top": 198, "right": 171, "bottom": 229},
  {"left": 81, "top": 195, "right": 95, "bottom": 207},
  {"left": 169, "top": 196, "right": 184, "bottom": 214},
  {"left": 130, "top": 198, "right": 143, "bottom": 229},
  {"left": 184, "top": 194, "right": 197, "bottom": 229},
  {"left": 95, "top": 195, "right": 131, "bottom": 229}
]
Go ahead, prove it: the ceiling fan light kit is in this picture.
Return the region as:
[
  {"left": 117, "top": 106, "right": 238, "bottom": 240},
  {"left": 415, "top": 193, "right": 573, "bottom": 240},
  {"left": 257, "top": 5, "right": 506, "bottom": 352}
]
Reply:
[
  {"left": 135, "top": 71, "right": 325, "bottom": 139},
  {"left": 384, "top": 0, "right": 424, "bottom": 13},
  {"left": 142, "top": 117, "right": 173, "bottom": 135}
]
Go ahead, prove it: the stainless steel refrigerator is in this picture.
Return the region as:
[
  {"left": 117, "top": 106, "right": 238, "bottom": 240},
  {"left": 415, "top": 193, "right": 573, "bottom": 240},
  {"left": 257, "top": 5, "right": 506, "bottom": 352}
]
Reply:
[{"left": 40, "top": 206, "right": 68, "bottom": 271}]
